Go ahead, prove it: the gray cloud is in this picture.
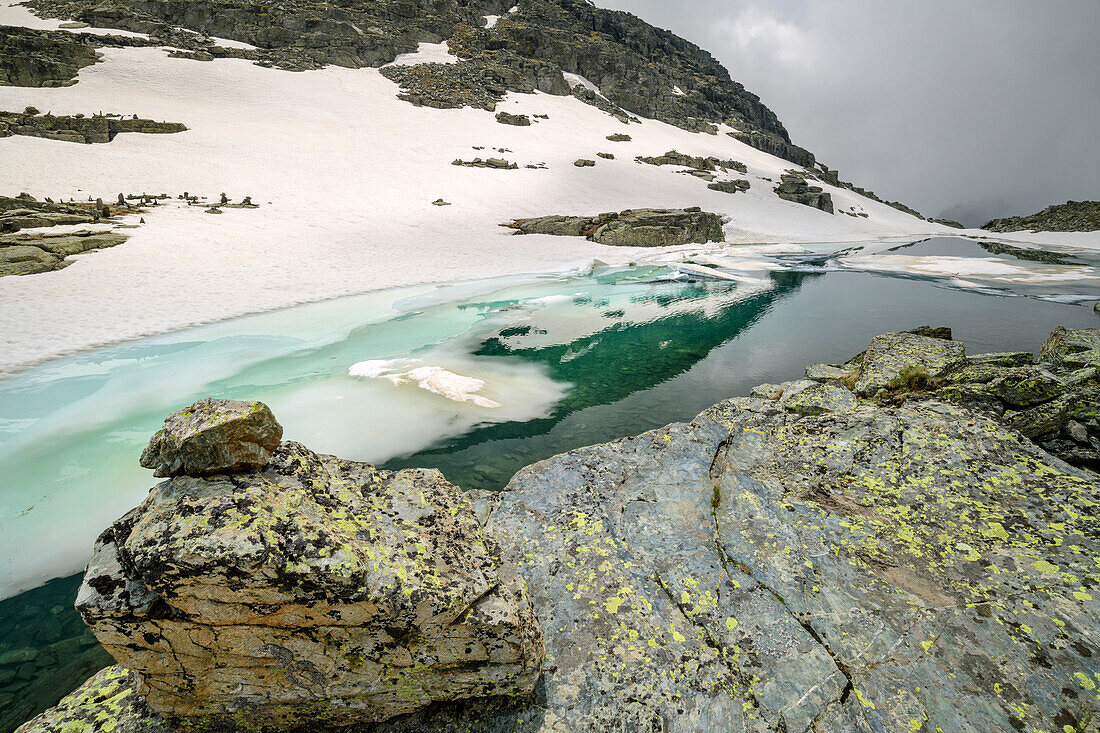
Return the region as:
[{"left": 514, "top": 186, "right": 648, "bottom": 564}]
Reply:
[{"left": 598, "top": 0, "right": 1100, "bottom": 225}]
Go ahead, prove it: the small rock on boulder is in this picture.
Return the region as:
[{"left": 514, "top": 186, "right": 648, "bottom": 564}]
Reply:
[
  {"left": 1039, "top": 326, "right": 1100, "bottom": 365},
  {"left": 138, "top": 398, "right": 283, "bottom": 477}
]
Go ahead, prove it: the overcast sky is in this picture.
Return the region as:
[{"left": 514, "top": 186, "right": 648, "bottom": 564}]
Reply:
[{"left": 600, "top": 0, "right": 1100, "bottom": 225}]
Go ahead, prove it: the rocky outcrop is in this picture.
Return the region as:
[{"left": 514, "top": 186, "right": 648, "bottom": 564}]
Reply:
[
  {"left": 636, "top": 149, "right": 746, "bottom": 174},
  {"left": 508, "top": 207, "right": 724, "bottom": 247},
  {"left": 0, "top": 111, "right": 186, "bottom": 144},
  {"left": 982, "top": 200, "right": 1100, "bottom": 233},
  {"left": 774, "top": 172, "right": 834, "bottom": 214},
  {"left": 0, "top": 231, "right": 128, "bottom": 277},
  {"left": 138, "top": 398, "right": 283, "bottom": 477},
  {"left": 74, "top": 402, "right": 544, "bottom": 729},
  {"left": 708, "top": 179, "right": 750, "bottom": 194},
  {"left": 0, "top": 26, "right": 98, "bottom": 87},
  {"left": 494, "top": 111, "right": 530, "bottom": 126},
  {"left": 24, "top": 328, "right": 1100, "bottom": 733}
]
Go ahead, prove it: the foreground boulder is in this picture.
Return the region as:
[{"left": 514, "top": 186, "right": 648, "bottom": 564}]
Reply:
[
  {"left": 852, "top": 331, "right": 965, "bottom": 396},
  {"left": 508, "top": 207, "right": 724, "bottom": 246},
  {"left": 139, "top": 398, "right": 283, "bottom": 477},
  {"left": 74, "top": 403, "right": 544, "bottom": 728}
]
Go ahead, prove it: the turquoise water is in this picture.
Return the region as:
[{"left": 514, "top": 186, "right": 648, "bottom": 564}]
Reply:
[{"left": 0, "top": 239, "right": 1097, "bottom": 730}]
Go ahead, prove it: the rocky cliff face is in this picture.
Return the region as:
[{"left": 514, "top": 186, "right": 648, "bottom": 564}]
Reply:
[
  {"left": 22, "top": 0, "right": 815, "bottom": 167},
  {"left": 18, "top": 328, "right": 1100, "bottom": 733}
]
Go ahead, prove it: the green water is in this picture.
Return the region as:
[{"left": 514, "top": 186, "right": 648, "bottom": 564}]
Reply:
[{"left": 1, "top": 241, "right": 1097, "bottom": 730}]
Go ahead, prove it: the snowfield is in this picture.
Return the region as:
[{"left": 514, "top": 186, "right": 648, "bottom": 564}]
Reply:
[{"left": 0, "top": 0, "right": 1092, "bottom": 375}]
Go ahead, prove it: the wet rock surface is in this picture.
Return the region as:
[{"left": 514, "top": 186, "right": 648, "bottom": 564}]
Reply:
[
  {"left": 24, "top": 327, "right": 1100, "bottom": 733},
  {"left": 138, "top": 398, "right": 283, "bottom": 477},
  {"left": 982, "top": 200, "right": 1100, "bottom": 233},
  {"left": 72, "top": 401, "right": 544, "bottom": 729},
  {"left": 508, "top": 207, "right": 725, "bottom": 247}
]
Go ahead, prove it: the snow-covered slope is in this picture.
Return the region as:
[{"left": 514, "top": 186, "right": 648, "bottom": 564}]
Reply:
[{"left": 0, "top": 1, "right": 957, "bottom": 373}]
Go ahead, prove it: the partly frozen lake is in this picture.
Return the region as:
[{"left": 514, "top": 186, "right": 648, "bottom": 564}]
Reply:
[{"left": 0, "top": 237, "right": 1097, "bottom": 729}]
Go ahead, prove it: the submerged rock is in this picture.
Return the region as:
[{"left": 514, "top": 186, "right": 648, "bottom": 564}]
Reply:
[
  {"left": 138, "top": 398, "right": 283, "bottom": 477},
  {"left": 77, "top": 404, "right": 544, "bottom": 728}
]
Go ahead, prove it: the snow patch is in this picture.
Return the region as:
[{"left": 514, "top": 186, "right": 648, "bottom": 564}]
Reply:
[
  {"left": 384, "top": 41, "right": 457, "bottom": 67},
  {"left": 484, "top": 14, "right": 500, "bottom": 29},
  {"left": 563, "top": 72, "right": 600, "bottom": 93}
]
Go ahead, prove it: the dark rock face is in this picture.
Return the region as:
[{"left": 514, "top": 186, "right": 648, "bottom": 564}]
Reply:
[
  {"left": 982, "top": 200, "right": 1100, "bottom": 233},
  {"left": 139, "top": 398, "right": 283, "bottom": 477},
  {"left": 23, "top": 0, "right": 816, "bottom": 165},
  {"left": 509, "top": 207, "right": 725, "bottom": 247},
  {"left": 0, "top": 26, "right": 98, "bottom": 87},
  {"left": 0, "top": 110, "right": 186, "bottom": 144},
  {"left": 774, "top": 172, "right": 834, "bottom": 214},
  {"left": 929, "top": 217, "right": 965, "bottom": 228}
]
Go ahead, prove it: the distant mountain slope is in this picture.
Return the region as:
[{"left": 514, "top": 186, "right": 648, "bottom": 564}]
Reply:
[
  {"left": 982, "top": 200, "right": 1100, "bottom": 233},
  {"left": 22, "top": 0, "right": 815, "bottom": 166}
]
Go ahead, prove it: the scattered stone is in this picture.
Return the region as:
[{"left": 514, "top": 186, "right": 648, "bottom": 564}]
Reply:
[
  {"left": 573, "top": 158, "right": 595, "bottom": 167},
  {"left": 509, "top": 208, "right": 724, "bottom": 247},
  {"left": 203, "top": 207, "right": 222, "bottom": 214},
  {"left": 596, "top": 152, "right": 614, "bottom": 159},
  {"left": 432, "top": 198, "right": 451, "bottom": 206},
  {"left": 605, "top": 133, "right": 631, "bottom": 142},
  {"left": 139, "top": 398, "right": 283, "bottom": 477},
  {"left": 452, "top": 157, "right": 518, "bottom": 170},
  {"left": 495, "top": 111, "right": 531, "bottom": 126},
  {"left": 23, "top": 106, "right": 39, "bottom": 115}
]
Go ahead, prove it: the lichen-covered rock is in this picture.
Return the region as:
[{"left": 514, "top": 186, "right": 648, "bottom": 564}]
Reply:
[
  {"left": 804, "top": 362, "right": 851, "bottom": 382},
  {"left": 852, "top": 331, "right": 966, "bottom": 397},
  {"left": 138, "top": 398, "right": 283, "bottom": 477},
  {"left": 780, "top": 381, "right": 857, "bottom": 415},
  {"left": 77, "top": 439, "right": 544, "bottom": 728},
  {"left": 495, "top": 111, "right": 530, "bottom": 126},
  {"left": 1040, "top": 326, "right": 1100, "bottom": 365}
]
